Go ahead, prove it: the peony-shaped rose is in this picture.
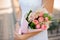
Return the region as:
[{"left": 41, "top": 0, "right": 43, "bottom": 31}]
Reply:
[
  {"left": 38, "top": 17, "right": 44, "bottom": 22},
  {"left": 41, "top": 24, "right": 47, "bottom": 30},
  {"left": 39, "top": 12, "right": 44, "bottom": 17},
  {"left": 36, "top": 24, "right": 40, "bottom": 29},
  {"left": 45, "top": 17, "right": 49, "bottom": 21},
  {"left": 35, "top": 12, "right": 40, "bottom": 18},
  {"left": 32, "top": 20, "right": 39, "bottom": 25}
]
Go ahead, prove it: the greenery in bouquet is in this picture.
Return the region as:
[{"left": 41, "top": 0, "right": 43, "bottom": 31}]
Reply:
[{"left": 26, "top": 10, "right": 52, "bottom": 30}]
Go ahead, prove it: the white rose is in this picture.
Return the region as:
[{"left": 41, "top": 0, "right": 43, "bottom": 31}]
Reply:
[{"left": 28, "top": 12, "right": 35, "bottom": 21}]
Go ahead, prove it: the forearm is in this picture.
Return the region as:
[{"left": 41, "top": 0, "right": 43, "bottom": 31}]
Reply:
[
  {"left": 13, "top": 0, "right": 21, "bottom": 33},
  {"left": 13, "top": 0, "right": 22, "bottom": 21}
]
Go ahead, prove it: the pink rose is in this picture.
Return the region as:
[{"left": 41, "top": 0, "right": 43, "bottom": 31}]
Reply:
[
  {"left": 45, "top": 17, "right": 49, "bottom": 21},
  {"left": 36, "top": 24, "right": 40, "bottom": 29},
  {"left": 33, "top": 20, "right": 39, "bottom": 25},
  {"left": 38, "top": 17, "right": 44, "bottom": 22},
  {"left": 39, "top": 12, "right": 44, "bottom": 17},
  {"left": 41, "top": 24, "right": 47, "bottom": 30}
]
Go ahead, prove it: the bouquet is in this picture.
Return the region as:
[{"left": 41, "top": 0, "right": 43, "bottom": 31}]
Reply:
[{"left": 26, "top": 9, "right": 52, "bottom": 31}]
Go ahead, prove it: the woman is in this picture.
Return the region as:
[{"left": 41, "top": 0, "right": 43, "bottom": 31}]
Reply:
[{"left": 19, "top": 0, "right": 48, "bottom": 40}]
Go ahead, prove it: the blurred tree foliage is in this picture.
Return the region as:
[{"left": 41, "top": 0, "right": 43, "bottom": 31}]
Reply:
[{"left": 48, "top": 19, "right": 59, "bottom": 30}]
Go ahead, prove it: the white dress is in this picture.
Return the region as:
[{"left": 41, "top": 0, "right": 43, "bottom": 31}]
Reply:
[{"left": 19, "top": 0, "right": 48, "bottom": 40}]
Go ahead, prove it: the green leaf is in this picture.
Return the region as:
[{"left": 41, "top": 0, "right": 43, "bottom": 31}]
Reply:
[
  {"left": 29, "top": 22, "right": 36, "bottom": 29},
  {"left": 43, "top": 13, "right": 48, "bottom": 18},
  {"left": 44, "top": 13, "right": 52, "bottom": 21},
  {"left": 48, "top": 16, "right": 52, "bottom": 20}
]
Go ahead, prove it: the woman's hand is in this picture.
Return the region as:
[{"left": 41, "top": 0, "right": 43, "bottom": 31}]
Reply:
[{"left": 14, "top": 28, "right": 42, "bottom": 40}]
